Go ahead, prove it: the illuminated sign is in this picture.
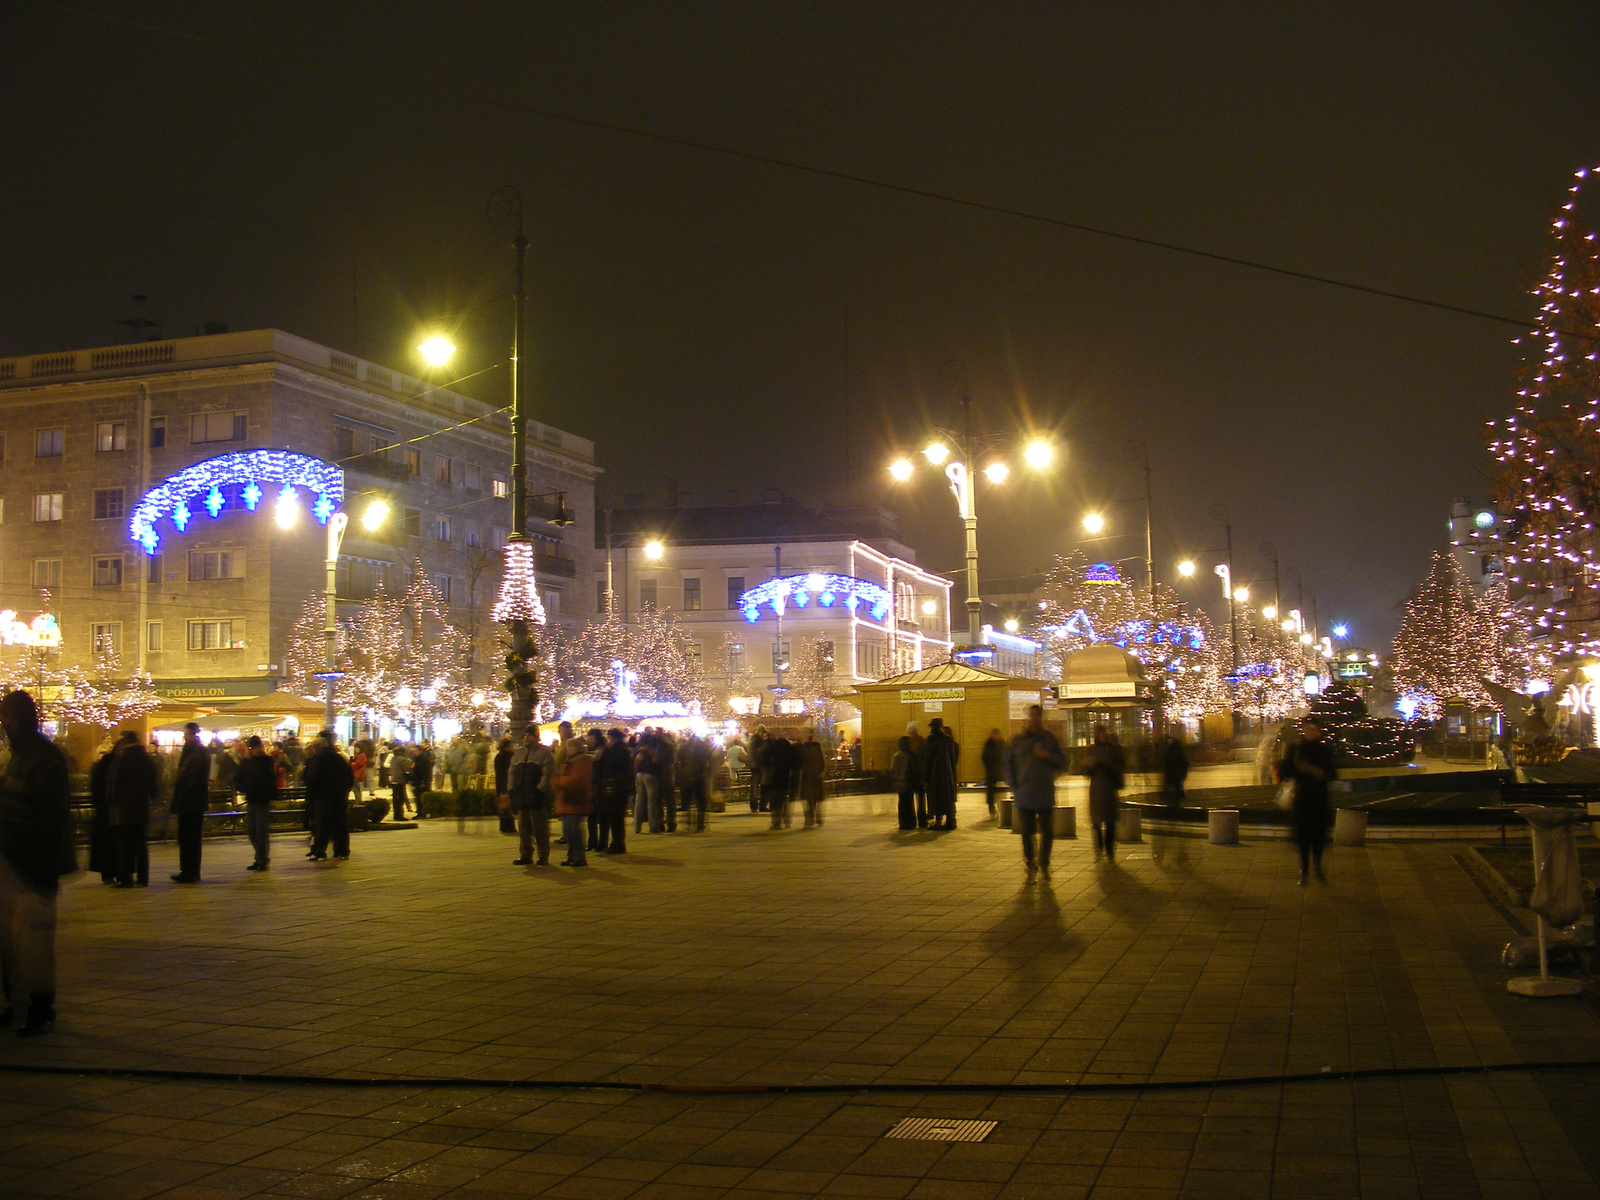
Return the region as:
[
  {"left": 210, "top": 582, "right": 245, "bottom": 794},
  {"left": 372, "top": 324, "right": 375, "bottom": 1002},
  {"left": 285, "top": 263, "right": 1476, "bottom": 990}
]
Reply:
[
  {"left": 0, "top": 610, "right": 61, "bottom": 648},
  {"left": 1336, "top": 661, "right": 1371, "bottom": 679},
  {"left": 900, "top": 687, "right": 965, "bottom": 703},
  {"left": 1084, "top": 562, "right": 1120, "bottom": 584},
  {"left": 1058, "top": 681, "right": 1138, "bottom": 699}
]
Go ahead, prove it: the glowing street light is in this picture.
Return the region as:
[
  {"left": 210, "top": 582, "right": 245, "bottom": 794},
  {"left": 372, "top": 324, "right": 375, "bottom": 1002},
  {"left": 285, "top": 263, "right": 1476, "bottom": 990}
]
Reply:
[
  {"left": 1082, "top": 512, "right": 1105, "bottom": 535},
  {"left": 888, "top": 458, "right": 914, "bottom": 481},
  {"left": 983, "top": 462, "right": 1010, "bottom": 484},
  {"left": 417, "top": 334, "right": 456, "bottom": 368},
  {"left": 922, "top": 442, "right": 950, "bottom": 465},
  {"left": 920, "top": 599, "right": 938, "bottom": 616},
  {"left": 1003, "top": 618, "right": 1021, "bottom": 633},
  {"left": 274, "top": 489, "right": 299, "bottom": 529},
  {"left": 1262, "top": 605, "right": 1278, "bottom": 620},
  {"left": 1233, "top": 587, "right": 1250, "bottom": 603},
  {"left": 360, "top": 498, "right": 390, "bottom": 531},
  {"left": 1023, "top": 439, "right": 1054, "bottom": 469},
  {"left": 643, "top": 539, "right": 665, "bottom": 561},
  {"left": 1332, "top": 623, "right": 1350, "bottom": 639},
  {"left": 1177, "top": 560, "right": 1196, "bottom": 577}
]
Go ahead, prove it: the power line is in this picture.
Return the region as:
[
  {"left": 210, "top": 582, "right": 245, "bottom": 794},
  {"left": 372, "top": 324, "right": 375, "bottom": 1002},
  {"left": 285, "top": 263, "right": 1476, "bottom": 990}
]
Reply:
[{"left": 40, "top": 1, "right": 1553, "bottom": 335}]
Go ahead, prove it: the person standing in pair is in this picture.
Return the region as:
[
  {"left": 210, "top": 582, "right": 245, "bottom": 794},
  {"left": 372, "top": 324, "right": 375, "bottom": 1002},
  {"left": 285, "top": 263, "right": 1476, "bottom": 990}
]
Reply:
[
  {"left": 0, "top": 690, "right": 74, "bottom": 1036},
  {"left": 595, "top": 729, "right": 633, "bottom": 853},
  {"left": 923, "top": 719, "right": 960, "bottom": 830},
  {"left": 552, "top": 733, "right": 593, "bottom": 866},
  {"left": 905, "top": 722, "right": 930, "bottom": 827},
  {"left": 238, "top": 736, "right": 277, "bottom": 870},
  {"left": 1007, "top": 705, "right": 1066, "bottom": 882},
  {"left": 981, "top": 728, "right": 1006, "bottom": 818},
  {"left": 891, "top": 736, "right": 920, "bottom": 830},
  {"left": 798, "top": 728, "right": 827, "bottom": 828},
  {"left": 766, "top": 734, "right": 797, "bottom": 829},
  {"left": 1085, "top": 724, "right": 1125, "bottom": 861},
  {"left": 169, "top": 723, "right": 211, "bottom": 883},
  {"left": 509, "top": 728, "right": 554, "bottom": 866},
  {"left": 305, "top": 731, "right": 353, "bottom": 861},
  {"left": 389, "top": 744, "right": 412, "bottom": 820},
  {"left": 107, "top": 731, "right": 156, "bottom": 888},
  {"left": 87, "top": 741, "right": 116, "bottom": 884}
]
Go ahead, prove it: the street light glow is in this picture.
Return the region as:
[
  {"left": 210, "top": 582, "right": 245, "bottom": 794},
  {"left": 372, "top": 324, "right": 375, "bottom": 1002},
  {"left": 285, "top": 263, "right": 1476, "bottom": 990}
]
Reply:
[
  {"left": 922, "top": 442, "right": 950, "bottom": 465},
  {"left": 1233, "top": 587, "right": 1250, "bottom": 602},
  {"left": 983, "top": 462, "right": 1009, "bottom": 483},
  {"left": 1023, "top": 440, "right": 1054, "bottom": 469},
  {"left": 274, "top": 491, "right": 298, "bottom": 529},
  {"left": 889, "top": 458, "right": 914, "bottom": 481},
  {"left": 417, "top": 335, "right": 455, "bottom": 368},
  {"left": 1262, "top": 605, "right": 1277, "bottom": 620},
  {"left": 1332, "top": 623, "right": 1349, "bottom": 639},
  {"left": 1177, "top": 560, "right": 1196, "bottom": 577},
  {"left": 1003, "top": 618, "right": 1020, "bottom": 633},
  {"left": 360, "top": 499, "right": 390, "bottom": 531},
  {"left": 643, "top": 539, "right": 664, "bottom": 560},
  {"left": 1082, "top": 512, "right": 1105, "bottom": 534},
  {"left": 920, "top": 599, "right": 937, "bottom": 615},
  {"left": 1299, "top": 633, "right": 1313, "bottom": 645}
]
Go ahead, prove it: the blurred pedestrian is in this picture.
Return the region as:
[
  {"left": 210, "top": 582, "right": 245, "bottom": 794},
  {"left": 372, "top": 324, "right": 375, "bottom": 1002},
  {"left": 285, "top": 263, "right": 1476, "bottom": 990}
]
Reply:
[
  {"left": 508, "top": 727, "right": 554, "bottom": 866},
  {"left": 981, "top": 728, "right": 1006, "bottom": 818},
  {"left": 765, "top": 733, "right": 797, "bottom": 829},
  {"left": 88, "top": 739, "right": 116, "bottom": 884},
  {"left": 0, "top": 690, "right": 74, "bottom": 1036},
  {"left": 1007, "top": 704, "right": 1066, "bottom": 882},
  {"left": 1162, "top": 732, "right": 1189, "bottom": 801},
  {"left": 107, "top": 731, "right": 156, "bottom": 887},
  {"left": 552, "top": 730, "right": 593, "bottom": 866},
  {"left": 305, "top": 730, "right": 353, "bottom": 861},
  {"left": 170, "top": 722, "right": 211, "bottom": 883},
  {"left": 924, "top": 718, "right": 960, "bottom": 831},
  {"left": 906, "top": 722, "right": 929, "bottom": 827},
  {"left": 1279, "top": 715, "right": 1336, "bottom": 885},
  {"left": 596, "top": 728, "right": 633, "bottom": 853},
  {"left": 891, "top": 736, "right": 919, "bottom": 830},
  {"left": 1085, "top": 724, "right": 1125, "bottom": 862},
  {"left": 238, "top": 735, "right": 277, "bottom": 870},
  {"left": 390, "top": 744, "right": 412, "bottom": 820},
  {"left": 798, "top": 728, "right": 826, "bottom": 828}
]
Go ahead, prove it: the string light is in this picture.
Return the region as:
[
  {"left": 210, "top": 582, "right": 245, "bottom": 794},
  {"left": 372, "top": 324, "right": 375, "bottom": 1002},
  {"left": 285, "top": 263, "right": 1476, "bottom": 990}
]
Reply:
[
  {"left": 129, "top": 451, "right": 343, "bottom": 552},
  {"left": 491, "top": 539, "right": 548, "bottom": 626}
]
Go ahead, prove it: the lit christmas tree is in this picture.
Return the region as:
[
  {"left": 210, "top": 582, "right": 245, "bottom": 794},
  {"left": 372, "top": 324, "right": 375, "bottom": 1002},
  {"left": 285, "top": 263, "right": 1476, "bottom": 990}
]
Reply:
[
  {"left": 1488, "top": 162, "right": 1600, "bottom": 658},
  {"left": 1391, "top": 550, "right": 1489, "bottom": 719}
]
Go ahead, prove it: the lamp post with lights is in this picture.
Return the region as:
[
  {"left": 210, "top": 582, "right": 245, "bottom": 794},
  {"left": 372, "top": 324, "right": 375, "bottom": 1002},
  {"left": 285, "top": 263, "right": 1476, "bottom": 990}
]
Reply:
[{"left": 888, "top": 393, "right": 1053, "bottom": 652}]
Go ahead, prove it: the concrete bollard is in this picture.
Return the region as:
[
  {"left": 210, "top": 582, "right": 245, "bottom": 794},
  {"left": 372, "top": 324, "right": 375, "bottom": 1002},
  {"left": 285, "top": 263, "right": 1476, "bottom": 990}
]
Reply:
[
  {"left": 1115, "top": 807, "right": 1142, "bottom": 844},
  {"left": 999, "top": 798, "right": 1013, "bottom": 829},
  {"left": 1334, "top": 808, "right": 1368, "bottom": 846},
  {"left": 1209, "top": 809, "right": 1240, "bottom": 845},
  {"left": 1052, "top": 806, "right": 1077, "bottom": 838}
]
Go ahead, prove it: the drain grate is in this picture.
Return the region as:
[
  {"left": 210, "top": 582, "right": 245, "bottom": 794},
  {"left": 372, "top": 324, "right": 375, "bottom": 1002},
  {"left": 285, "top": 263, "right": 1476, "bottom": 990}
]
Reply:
[{"left": 885, "top": 1117, "right": 997, "bottom": 1143}]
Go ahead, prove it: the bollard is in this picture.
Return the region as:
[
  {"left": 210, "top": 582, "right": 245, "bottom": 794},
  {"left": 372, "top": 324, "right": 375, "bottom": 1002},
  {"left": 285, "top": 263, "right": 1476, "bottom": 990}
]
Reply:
[
  {"left": 1333, "top": 808, "right": 1367, "bottom": 846},
  {"left": 1052, "top": 806, "right": 1077, "bottom": 838},
  {"left": 1115, "top": 807, "right": 1142, "bottom": 844},
  {"left": 1209, "top": 809, "right": 1240, "bottom": 845},
  {"left": 999, "top": 798, "right": 1014, "bottom": 829}
]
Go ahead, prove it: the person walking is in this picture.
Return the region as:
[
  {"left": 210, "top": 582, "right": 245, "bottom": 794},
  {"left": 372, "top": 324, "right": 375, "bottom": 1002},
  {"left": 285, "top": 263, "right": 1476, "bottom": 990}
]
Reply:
[
  {"left": 656, "top": 730, "right": 679, "bottom": 833},
  {"left": 596, "top": 729, "right": 633, "bottom": 853},
  {"left": 412, "top": 741, "right": 434, "bottom": 796},
  {"left": 798, "top": 728, "right": 827, "bottom": 829},
  {"left": 765, "top": 733, "right": 797, "bottom": 829},
  {"left": 170, "top": 722, "right": 211, "bottom": 883},
  {"left": 1007, "top": 704, "right": 1067, "bottom": 882},
  {"left": 905, "top": 722, "right": 930, "bottom": 827},
  {"left": 304, "top": 731, "right": 353, "bottom": 861},
  {"left": 1085, "top": 724, "right": 1126, "bottom": 862},
  {"left": 891, "top": 736, "right": 919, "bottom": 830},
  {"left": 107, "top": 731, "right": 156, "bottom": 888},
  {"left": 924, "top": 718, "right": 960, "bottom": 830},
  {"left": 552, "top": 731, "right": 594, "bottom": 866},
  {"left": 633, "top": 731, "right": 661, "bottom": 833},
  {"left": 747, "top": 727, "right": 769, "bottom": 812},
  {"left": 0, "top": 690, "right": 75, "bottom": 1036},
  {"left": 508, "top": 727, "right": 554, "bottom": 866},
  {"left": 678, "top": 733, "right": 711, "bottom": 832},
  {"left": 1279, "top": 715, "right": 1337, "bottom": 885},
  {"left": 389, "top": 744, "right": 412, "bottom": 820},
  {"left": 87, "top": 740, "right": 117, "bottom": 884},
  {"left": 981, "top": 728, "right": 1006, "bottom": 819},
  {"left": 1162, "top": 733, "right": 1189, "bottom": 802},
  {"left": 238, "top": 735, "right": 277, "bottom": 870}
]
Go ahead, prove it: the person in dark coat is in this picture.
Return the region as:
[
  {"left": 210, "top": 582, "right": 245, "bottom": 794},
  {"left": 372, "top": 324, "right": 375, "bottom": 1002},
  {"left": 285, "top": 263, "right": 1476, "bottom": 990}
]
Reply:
[
  {"left": 304, "top": 731, "right": 354, "bottom": 861},
  {"left": 412, "top": 742, "right": 434, "bottom": 794},
  {"left": 923, "top": 719, "right": 960, "bottom": 830},
  {"left": 765, "top": 734, "right": 798, "bottom": 829},
  {"left": 1084, "top": 724, "right": 1125, "bottom": 861},
  {"left": 747, "top": 728, "right": 769, "bottom": 812},
  {"left": 798, "top": 729, "right": 826, "bottom": 829},
  {"left": 508, "top": 728, "right": 554, "bottom": 866},
  {"left": 0, "top": 689, "right": 75, "bottom": 1036},
  {"left": 88, "top": 742, "right": 116, "bottom": 883},
  {"left": 1161, "top": 733, "right": 1189, "bottom": 801},
  {"left": 390, "top": 744, "right": 412, "bottom": 820},
  {"left": 170, "top": 722, "right": 211, "bottom": 883},
  {"left": 595, "top": 728, "right": 633, "bottom": 853},
  {"left": 1278, "top": 715, "right": 1337, "bottom": 885},
  {"left": 238, "top": 735, "right": 278, "bottom": 870},
  {"left": 980, "top": 729, "right": 1006, "bottom": 818},
  {"left": 891, "top": 736, "right": 919, "bottom": 830},
  {"left": 905, "top": 723, "right": 930, "bottom": 827},
  {"left": 678, "top": 734, "right": 712, "bottom": 833},
  {"left": 107, "top": 731, "right": 156, "bottom": 887}
]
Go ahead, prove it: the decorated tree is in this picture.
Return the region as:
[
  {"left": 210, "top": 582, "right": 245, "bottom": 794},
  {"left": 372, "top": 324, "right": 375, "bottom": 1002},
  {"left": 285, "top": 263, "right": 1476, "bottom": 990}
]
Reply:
[
  {"left": 1391, "top": 551, "right": 1490, "bottom": 718},
  {"left": 1488, "top": 163, "right": 1600, "bottom": 658},
  {"left": 1228, "top": 606, "right": 1312, "bottom": 724},
  {"left": 543, "top": 607, "right": 709, "bottom": 716},
  {"left": 782, "top": 636, "right": 839, "bottom": 717}
]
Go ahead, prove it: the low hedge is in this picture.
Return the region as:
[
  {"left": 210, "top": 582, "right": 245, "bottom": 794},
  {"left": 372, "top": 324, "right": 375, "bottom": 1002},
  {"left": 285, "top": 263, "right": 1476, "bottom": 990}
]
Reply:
[{"left": 414, "top": 788, "right": 499, "bottom": 818}]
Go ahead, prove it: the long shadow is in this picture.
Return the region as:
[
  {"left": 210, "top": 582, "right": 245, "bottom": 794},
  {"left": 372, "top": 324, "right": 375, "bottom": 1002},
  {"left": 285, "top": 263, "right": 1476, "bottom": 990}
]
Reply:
[{"left": 981, "top": 883, "right": 1085, "bottom": 995}]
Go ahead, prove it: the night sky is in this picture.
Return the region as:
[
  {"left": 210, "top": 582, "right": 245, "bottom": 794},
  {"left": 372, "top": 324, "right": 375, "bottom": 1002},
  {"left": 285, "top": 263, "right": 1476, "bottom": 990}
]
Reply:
[{"left": 6, "top": 2, "right": 1599, "bottom": 643}]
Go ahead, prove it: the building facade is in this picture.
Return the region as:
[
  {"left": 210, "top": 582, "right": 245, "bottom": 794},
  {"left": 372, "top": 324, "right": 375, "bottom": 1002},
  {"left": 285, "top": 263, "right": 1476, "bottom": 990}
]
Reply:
[
  {"left": 596, "top": 501, "right": 952, "bottom": 703},
  {"left": 0, "top": 329, "right": 597, "bottom": 703}
]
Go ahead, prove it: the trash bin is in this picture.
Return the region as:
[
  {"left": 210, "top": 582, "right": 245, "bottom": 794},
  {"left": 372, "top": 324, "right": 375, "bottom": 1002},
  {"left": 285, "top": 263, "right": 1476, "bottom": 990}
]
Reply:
[
  {"left": 1208, "top": 809, "right": 1239, "bottom": 845},
  {"left": 1507, "top": 806, "right": 1585, "bottom": 997},
  {"left": 1052, "top": 806, "right": 1076, "bottom": 838},
  {"left": 998, "top": 798, "right": 1013, "bottom": 829},
  {"left": 1115, "top": 807, "right": 1141, "bottom": 844},
  {"left": 1334, "top": 809, "right": 1367, "bottom": 846}
]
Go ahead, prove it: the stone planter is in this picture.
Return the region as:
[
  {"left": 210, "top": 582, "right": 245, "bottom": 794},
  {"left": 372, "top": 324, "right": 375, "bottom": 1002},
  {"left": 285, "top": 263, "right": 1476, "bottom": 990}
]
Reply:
[
  {"left": 1115, "top": 807, "right": 1142, "bottom": 843},
  {"left": 999, "top": 798, "right": 1014, "bottom": 829},
  {"left": 1209, "top": 809, "right": 1240, "bottom": 845},
  {"left": 1052, "top": 806, "right": 1077, "bottom": 838},
  {"left": 1334, "top": 808, "right": 1368, "bottom": 846}
]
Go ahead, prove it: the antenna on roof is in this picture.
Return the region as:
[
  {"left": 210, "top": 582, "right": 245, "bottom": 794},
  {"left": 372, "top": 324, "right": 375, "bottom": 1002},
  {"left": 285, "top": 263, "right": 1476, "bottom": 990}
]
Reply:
[{"left": 118, "top": 294, "right": 162, "bottom": 343}]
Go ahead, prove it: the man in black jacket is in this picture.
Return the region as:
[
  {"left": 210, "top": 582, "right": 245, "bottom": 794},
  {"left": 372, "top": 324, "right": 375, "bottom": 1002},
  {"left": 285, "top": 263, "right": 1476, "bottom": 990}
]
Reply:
[
  {"left": 304, "top": 731, "right": 354, "bottom": 861},
  {"left": 594, "top": 728, "right": 633, "bottom": 854},
  {"left": 238, "top": 736, "right": 278, "bottom": 870},
  {"left": 170, "top": 723, "right": 211, "bottom": 883}
]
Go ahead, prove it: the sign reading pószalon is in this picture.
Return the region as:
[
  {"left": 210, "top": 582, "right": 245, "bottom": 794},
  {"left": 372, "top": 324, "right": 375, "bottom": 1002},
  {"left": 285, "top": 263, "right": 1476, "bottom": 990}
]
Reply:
[{"left": 900, "top": 687, "right": 966, "bottom": 703}]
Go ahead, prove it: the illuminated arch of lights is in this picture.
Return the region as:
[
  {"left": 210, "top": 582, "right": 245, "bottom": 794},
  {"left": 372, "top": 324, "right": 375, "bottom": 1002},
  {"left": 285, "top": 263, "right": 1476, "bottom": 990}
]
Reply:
[
  {"left": 738, "top": 573, "right": 892, "bottom": 623},
  {"left": 128, "top": 450, "right": 344, "bottom": 552}
]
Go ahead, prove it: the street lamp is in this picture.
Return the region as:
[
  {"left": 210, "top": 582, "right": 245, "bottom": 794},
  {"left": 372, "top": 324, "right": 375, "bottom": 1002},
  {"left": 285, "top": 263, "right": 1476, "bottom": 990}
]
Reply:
[
  {"left": 417, "top": 335, "right": 456, "bottom": 368},
  {"left": 1177, "top": 560, "right": 1196, "bottom": 577},
  {"left": 1081, "top": 512, "right": 1105, "bottom": 535},
  {"left": 643, "top": 538, "right": 665, "bottom": 561}
]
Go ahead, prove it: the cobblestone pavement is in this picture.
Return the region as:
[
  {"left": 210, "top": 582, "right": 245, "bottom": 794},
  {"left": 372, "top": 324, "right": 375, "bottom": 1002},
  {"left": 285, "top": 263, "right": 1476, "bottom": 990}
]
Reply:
[{"left": 2, "top": 799, "right": 1597, "bottom": 1198}]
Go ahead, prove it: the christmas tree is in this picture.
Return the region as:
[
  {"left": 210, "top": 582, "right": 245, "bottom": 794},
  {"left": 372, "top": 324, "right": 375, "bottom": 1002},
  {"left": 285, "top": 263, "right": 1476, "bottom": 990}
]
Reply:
[
  {"left": 1488, "top": 163, "right": 1600, "bottom": 658},
  {"left": 1391, "top": 551, "right": 1489, "bottom": 719}
]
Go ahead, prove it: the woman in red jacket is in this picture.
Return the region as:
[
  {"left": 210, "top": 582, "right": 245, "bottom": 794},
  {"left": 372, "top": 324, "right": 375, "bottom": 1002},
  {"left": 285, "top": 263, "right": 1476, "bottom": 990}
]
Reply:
[{"left": 551, "top": 734, "right": 594, "bottom": 867}]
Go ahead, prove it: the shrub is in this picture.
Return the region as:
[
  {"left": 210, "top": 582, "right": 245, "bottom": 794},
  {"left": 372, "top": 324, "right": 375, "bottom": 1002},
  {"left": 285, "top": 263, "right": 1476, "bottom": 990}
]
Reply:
[
  {"left": 367, "top": 796, "right": 391, "bottom": 823},
  {"left": 414, "top": 790, "right": 453, "bottom": 818}
]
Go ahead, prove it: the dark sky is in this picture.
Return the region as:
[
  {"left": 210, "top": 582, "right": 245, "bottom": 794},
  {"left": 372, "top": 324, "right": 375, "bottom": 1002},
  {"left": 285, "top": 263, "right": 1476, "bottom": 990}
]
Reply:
[{"left": 6, "top": 2, "right": 1599, "bottom": 643}]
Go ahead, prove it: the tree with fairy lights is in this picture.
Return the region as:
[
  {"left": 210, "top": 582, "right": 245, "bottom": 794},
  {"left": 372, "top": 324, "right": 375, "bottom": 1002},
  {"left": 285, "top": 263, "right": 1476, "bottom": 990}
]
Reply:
[
  {"left": 544, "top": 607, "right": 709, "bottom": 716},
  {"left": 781, "top": 636, "right": 839, "bottom": 718},
  {"left": 1488, "top": 162, "right": 1600, "bottom": 659},
  {"left": 1391, "top": 551, "right": 1491, "bottom": 719}
]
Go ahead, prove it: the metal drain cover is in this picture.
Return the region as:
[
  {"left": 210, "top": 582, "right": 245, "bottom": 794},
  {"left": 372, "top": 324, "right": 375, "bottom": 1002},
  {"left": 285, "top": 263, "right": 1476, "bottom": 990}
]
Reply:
[{"left": 886, "top": 1118, "right": 997, "bottom": 1143}]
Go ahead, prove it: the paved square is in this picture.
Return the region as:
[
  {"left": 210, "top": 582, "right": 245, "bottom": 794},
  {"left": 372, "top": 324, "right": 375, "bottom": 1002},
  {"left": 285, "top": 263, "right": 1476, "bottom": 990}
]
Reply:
[{"left": 2, "top": 798, "right": 1598, "bottom": 1198}]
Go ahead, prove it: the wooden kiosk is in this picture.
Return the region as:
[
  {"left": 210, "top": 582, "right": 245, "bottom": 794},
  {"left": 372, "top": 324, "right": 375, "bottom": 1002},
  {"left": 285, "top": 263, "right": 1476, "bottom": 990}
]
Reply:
[{"left": 846, "top": 662, "right": 1048, "bottom": 784}]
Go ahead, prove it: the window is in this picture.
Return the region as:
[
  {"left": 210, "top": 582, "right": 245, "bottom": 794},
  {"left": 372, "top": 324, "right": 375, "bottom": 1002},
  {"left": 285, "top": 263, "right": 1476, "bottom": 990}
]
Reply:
[
  {"left": 465, "top": 465, "right": 482, "bottom": 491},
  {"left": 187, "top": 619, "right": 239, "bottom": 650},
  {"left": 727, "top": 576, "right": 746, "bottom": 609},
  {"left": 147, "top": 553, "right": 163, "bottom": 584},
  {"left": 32, "top": 493, "right": 62, "bottom": 522},
  {"left": 33, "top": 559, "right": 61, "bottom": 588},
  {"left": 431, "top": 574, "right": 453, "bottom": 602},
  {"left": 403, "top": 508, "right": 421, "bottom": 537},
  {"left": 435, "top": 455, "right": 454, "bottom": 486},
  {"left": 149, "top": 416, "right": 166, "bottom": 448},
  {"left": 543, "top": 589, "right": 561, "bottom": 615},
  {"left": 465, "top": 520, "right": 481, "bottom": 548},
  {"left": 187, "top": 549, "right": 243, "bottom": 581},
  {"left": 686, "top": 641, "right": 702, "bottom": 665},
  {"left": 333, "top": 426, "right": 355, "bottom": 457},
  {"left": 91, "top": 623, "right": 121, "bottom": 655},
  {"left": 596, "top": 580, "right": 608, "bottom": 614},
  {"left": 492, "top": 527, "right": 508, "bottom": 549},
  {"left": 492, "top": 475, "right": 509, "bottom": 498},
  {"left": 190, "top": 411, "right": 248, "bottom": 443},
  {"left": 35, "top": 428, "right": 63, "bottom": 457},
  {"left": 725, "top": 642, "right": 746, "bottom": 672},
  {"left": 96, "top": 421, "right": 127, "bottom": 452},
  {"left": 639, "top": 578, "right": 657, "bottom": 609},
  {"left": 93, "top": 555, "right": 123, "bottom": 588},
  {"left": 405, "top": 448, "right": 421, "bottom": 476},
  {"left": 146, "top": 622, "right": 163, "bottom": 653},
  {"left": 434, "top": 517, "right": 452, "bottom": 542},
  {"left": 683, "top": 578, "right": 702, "bottom": 611},
  {"left": 93, "top": 488, "right": 125, "bottom": 520}
]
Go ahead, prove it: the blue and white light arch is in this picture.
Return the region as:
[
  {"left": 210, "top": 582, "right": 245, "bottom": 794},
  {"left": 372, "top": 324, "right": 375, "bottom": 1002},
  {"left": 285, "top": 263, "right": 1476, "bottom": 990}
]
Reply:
[
  {"left": 738, "top": 573, "right": 892, "bottom": 623},
  {"left": 128, "top": 450, "right": 344, "bottom": 553}
]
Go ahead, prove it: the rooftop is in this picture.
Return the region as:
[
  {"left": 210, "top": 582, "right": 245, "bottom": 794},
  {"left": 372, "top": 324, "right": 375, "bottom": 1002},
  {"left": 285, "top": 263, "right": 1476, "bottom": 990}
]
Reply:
[{"left": 601, "top": 499, "right": 913, "bottom": 556}]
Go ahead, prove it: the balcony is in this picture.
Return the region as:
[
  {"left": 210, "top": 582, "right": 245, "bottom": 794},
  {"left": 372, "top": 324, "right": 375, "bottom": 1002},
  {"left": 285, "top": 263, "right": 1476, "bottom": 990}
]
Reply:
[
  {"left": 345, "top": 453, "right": 411, "bottom": 482},
  {"left": 534, "top": 551, "right": 578, "bottom": 579}
]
